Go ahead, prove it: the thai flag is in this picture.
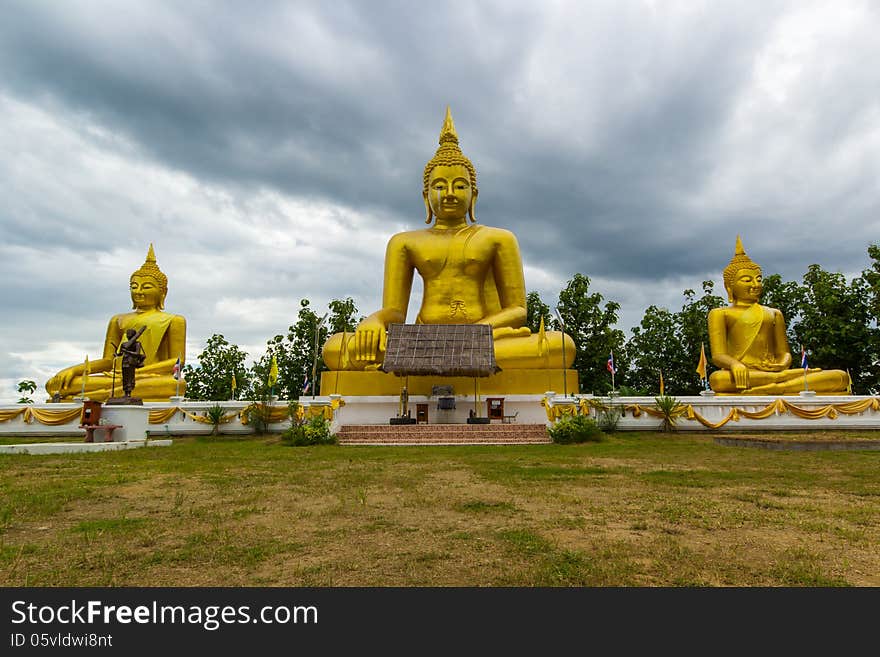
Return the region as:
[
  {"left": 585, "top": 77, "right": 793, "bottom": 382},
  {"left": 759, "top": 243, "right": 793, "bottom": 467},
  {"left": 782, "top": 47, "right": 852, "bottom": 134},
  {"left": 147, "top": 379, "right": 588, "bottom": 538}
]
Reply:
[
  {"left": 607, "top": 351, "right": 616, "bottom": 374},
  {"left": 302, "top": 378, "right": 311, "bottom": 394},
  {"left": 172, "top": 357, "right": 181, "bottom": 380},
  {"left": 800, "top": 346, "right": 808, "bottom": 370}
]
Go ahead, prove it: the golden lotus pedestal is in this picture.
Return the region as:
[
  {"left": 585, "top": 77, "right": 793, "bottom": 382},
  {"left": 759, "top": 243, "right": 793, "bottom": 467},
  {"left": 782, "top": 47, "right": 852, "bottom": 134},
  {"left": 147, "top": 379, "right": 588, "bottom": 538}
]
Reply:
[{"left": 319, "top": 369, "right": 579, "bottom": 397}]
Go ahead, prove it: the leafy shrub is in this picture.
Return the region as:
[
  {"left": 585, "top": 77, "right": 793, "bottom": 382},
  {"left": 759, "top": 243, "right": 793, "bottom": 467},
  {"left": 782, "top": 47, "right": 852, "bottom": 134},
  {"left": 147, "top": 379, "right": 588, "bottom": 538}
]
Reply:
[
  {"left": 282, "top": 415, "right": 336, "bottom": 446},
  {"left": 548, "top": 414, "right": 604, "bottom": 444},
  {"left": 288, "top": 400, "right": 301, "bottom": 425},
  {"left": 596, "top": 405, "right": 622, "bottom": 433},
  {"left": 580, "top": 397, "right": 622, "bottom": 433},
  {"left": 244, "top": 401, "right": 272, "bottom": 435},
  {"left": 617, "top": 385, "right": 648, "bottom": 397}
]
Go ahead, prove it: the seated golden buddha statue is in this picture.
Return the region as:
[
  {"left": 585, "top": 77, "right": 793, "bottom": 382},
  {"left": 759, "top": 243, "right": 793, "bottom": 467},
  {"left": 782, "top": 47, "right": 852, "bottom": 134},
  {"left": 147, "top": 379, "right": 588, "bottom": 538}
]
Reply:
[
  {"left": 708, "top": 237, "right": 849, "bottom": 395},
  {"left": 323, "top": 108, "right": 574, "bottom": 373},
  {"left": 46, "top": 245, "right": 187, "bottom": 402}
]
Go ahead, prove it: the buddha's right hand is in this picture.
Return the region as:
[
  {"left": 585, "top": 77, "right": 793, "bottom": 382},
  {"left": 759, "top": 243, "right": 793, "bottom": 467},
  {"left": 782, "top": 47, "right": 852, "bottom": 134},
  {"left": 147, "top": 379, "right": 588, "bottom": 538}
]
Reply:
[
  {"left": 354, "top": 319, "right": 387, "bottom": 362},
  {"left": 731, "top": 363, "right": 750, "bottom": 390}
]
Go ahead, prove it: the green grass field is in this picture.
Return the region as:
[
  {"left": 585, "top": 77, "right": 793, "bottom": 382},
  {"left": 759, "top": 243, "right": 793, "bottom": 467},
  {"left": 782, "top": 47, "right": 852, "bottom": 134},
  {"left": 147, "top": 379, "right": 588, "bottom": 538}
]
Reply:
[{"left": 1, "top": 432, "right": 878, "bottom": 586}]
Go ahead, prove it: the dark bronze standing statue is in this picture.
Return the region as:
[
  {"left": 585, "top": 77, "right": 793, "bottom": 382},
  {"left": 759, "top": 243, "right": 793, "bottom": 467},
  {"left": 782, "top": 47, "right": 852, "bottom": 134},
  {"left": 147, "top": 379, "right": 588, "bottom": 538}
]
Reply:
[{"left": 107, "top": 325, "right": 147, "bottom": 405}]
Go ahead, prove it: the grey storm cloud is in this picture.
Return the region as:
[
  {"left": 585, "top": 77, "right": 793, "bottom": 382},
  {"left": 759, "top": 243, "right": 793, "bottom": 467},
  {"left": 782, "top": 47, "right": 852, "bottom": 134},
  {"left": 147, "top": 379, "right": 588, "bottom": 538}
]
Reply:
[{"left": 1, "top": 0, "right": 879, "bottom": 398}]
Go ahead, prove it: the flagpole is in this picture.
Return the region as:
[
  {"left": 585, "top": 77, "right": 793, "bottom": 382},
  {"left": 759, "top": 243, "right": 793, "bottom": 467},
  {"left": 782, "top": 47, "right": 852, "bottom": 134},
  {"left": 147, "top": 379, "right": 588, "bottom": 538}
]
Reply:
[
  {"left": 175, "top": 352, "right": 181, "bottom": 398},
  {"left": 110, "top": 354, "right": 118, "bottom": 400},
  {"left": 336, "top": 331, "right": 346, "bottom": 395},
  {"left": 80, "top": 356, "right": 88, "bottom": 399},
  {"left": 802, "top": 345, "right": 808, "bottom": 392},
  {"left": 611, "top": 349, "right": 616, "bottom": 393},
  {"left": 312, "top": 313, "right": 328, "bottom": 400},
  {"left": 553, "top": 307, "right": 567, "bottom": 397}
]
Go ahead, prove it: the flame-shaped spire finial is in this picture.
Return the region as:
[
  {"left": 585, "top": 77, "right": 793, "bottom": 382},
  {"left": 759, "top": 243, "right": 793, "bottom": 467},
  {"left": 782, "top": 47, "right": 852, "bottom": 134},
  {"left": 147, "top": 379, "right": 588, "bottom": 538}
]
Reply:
[
  {"left": 723, "top": 235, "right": 761, "bottom": 295},
  {"left": 438, "top": 106, "right": 458, "bottom": 145}
]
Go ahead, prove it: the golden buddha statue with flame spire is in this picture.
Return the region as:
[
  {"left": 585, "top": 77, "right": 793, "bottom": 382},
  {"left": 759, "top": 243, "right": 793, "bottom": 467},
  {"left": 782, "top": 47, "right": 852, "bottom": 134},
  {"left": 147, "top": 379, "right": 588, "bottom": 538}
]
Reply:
[
  {"left": 321, "top": 108, "right": 575, "bottom": 394},
  {"left": 46, "top": 245, "right": 187, "bottom": 401},
  {"left": 708, "top": 237, "right": 849, "bottom": 395}
]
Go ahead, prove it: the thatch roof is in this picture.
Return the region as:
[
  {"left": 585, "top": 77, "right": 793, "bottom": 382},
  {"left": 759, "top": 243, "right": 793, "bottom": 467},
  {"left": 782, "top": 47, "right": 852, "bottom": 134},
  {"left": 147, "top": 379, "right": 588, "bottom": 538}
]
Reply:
[{"left": 381, "top": 323, "right": 500, "bottom": 377}]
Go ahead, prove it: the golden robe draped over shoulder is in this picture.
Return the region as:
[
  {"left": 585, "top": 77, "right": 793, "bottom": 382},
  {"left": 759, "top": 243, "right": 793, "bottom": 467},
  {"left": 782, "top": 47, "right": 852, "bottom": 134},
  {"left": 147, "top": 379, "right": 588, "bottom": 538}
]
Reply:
[{"left": 727, "top": 303, "right": 763, "bottom": 361}]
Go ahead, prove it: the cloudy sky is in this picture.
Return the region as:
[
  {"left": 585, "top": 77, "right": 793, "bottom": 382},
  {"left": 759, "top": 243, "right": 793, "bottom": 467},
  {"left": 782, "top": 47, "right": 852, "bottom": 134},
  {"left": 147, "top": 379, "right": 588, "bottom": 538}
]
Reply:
[{"left": 2, "top": 0, "right": 879, "bottom": 401}]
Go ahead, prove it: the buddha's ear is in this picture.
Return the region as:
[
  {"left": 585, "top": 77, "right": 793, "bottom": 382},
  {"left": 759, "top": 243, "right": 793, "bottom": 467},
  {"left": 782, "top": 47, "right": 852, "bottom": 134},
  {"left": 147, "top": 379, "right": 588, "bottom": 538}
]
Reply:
[
  {"left": 725, "top": 286, "right": 734, "bottom": 304},
  {"left": 468, "top": 189, "right": 478, "bottom": 223},
  {"left": 423, "top": 191, "right": 433, "bottom": 224}
]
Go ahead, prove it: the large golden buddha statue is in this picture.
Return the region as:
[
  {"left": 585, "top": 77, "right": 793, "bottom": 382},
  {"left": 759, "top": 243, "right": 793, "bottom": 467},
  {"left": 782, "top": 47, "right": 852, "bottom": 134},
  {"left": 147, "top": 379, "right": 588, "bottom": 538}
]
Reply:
[
  {"left": 46, "top": 245, "right": 187, "bottom": 401},
  {"left": 322, "top": 108, "right": 575, "bottom": 394},
  {"left": 708, "top": 237, "right": 849, "bottom": 395}
]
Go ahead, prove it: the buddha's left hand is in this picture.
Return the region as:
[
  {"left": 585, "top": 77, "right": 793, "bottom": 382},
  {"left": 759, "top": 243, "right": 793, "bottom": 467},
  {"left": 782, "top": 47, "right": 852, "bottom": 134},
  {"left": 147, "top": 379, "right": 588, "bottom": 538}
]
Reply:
[
  {"left": 492, "top": 327, "right": 531, "bottom": 340},
  {"left": 759, "top": 357, "right": 788, "bottom": 372}
]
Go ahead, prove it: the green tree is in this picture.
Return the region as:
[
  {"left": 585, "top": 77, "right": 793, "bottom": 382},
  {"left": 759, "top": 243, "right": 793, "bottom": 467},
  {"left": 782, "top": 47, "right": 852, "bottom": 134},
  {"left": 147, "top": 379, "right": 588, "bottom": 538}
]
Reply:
[
  {"left": 678, "top": 281, "right": 726, "bottom": 388},
  {"left": 626, "top": 281, "right": 724, "bottom": 395},
  {"left": 17, "top": 379, "right": 37, "bottom": 404},
  {"left": 525, "top": 291, "right": 551, "bottom": 334},
  {"left": 627, "top": 305, "right": 684, "bottom": 394},
  {"left": 859, "top": 244, "right": 880, "bottom": 392},
  {"left": 798, "top": 264, "right": 875, "bottom": 393},
  {"left": 328, "top": 296, "right": 360, "bottom": 334},
  {"left": 182, "top": 334, "right": 250, "bottom": 401},
  {"left": 252, "top": 297, "right": 360, "bottom": 399},
  {"left": 554, "top": 273, "right": 626, "bottom": 394}
]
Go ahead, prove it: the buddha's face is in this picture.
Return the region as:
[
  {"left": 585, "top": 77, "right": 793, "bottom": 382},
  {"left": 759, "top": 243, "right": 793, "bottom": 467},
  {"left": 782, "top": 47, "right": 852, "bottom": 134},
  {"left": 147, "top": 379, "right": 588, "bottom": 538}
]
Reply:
[
  {"left": 729, "top": 268, "right": 763, "bottom": 304},
  {"left": 130, "top": 274, "right": 163, "bottom": 310},
  {"left": 426, "top": 164, "right": 474, "bottom": 222}
]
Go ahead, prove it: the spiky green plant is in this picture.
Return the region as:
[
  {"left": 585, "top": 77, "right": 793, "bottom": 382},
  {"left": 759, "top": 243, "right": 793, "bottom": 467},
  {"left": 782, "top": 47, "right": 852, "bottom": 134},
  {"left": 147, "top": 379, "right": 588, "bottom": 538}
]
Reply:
[
  {"left": 653, "top": 395, "right": 685, "bottom": 433},
  {"left": 206, "top": 403, "right": 226, "bottom": 436}
]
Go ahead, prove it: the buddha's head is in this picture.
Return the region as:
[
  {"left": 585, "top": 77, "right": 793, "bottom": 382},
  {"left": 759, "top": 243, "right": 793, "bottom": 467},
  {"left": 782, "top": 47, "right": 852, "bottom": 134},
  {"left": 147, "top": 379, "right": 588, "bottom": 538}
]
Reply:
[
  {"left": 423, "top": 107, "right": 478, "bottom": 224},
  {"left": 130, "top": 244, "right": 168, "bottom": 311},
  {"left": 723, "top": 236, "right": 763, "bottom": 304}
]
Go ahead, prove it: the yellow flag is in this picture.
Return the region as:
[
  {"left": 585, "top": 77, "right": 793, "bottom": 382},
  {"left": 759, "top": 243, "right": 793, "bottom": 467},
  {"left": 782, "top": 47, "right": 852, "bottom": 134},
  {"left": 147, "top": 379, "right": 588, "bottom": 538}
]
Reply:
[
  {"left": 696, "top": 342, "right": 708, "bottom": 381},
  {"left": 268, "top": 356, "right": 279, "bottom": 387},
  {"left": 537, "top": 315, "right": 549, "bottom": 358},
  {"left": 659, "top": 369, "right": 665, "bottom": 396},
  {"left": 84, "top": 355, "right": 90, "bottom": 377},
  {"left": 231, "top": 372, "right": 237, "bottom": 391}
]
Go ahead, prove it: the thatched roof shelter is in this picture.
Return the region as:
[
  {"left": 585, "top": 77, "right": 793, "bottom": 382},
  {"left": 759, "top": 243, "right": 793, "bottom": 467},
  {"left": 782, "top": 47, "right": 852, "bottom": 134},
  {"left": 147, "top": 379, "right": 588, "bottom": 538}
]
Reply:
[{"left": 380, "top": 324, "right": 500, "bottom": 377}]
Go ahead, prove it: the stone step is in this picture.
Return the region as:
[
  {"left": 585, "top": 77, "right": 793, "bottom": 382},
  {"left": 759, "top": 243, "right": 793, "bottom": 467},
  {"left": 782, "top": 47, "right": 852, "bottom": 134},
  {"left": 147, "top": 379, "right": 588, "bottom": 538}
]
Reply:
[{"left": 335, "top": 423, "right": 550, "bottom": 446}]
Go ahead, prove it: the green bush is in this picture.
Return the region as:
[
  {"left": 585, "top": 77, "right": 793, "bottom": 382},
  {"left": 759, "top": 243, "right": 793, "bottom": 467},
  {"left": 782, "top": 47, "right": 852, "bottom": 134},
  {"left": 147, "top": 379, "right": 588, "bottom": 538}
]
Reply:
[
  {"left": 596, "top": 405, "right": 622, "bottom": 433},
  {"left": 548, "top": 414, "right": 604, "bottom": 444},
  {"left": 617, "top": 385, "right": 648, "bottom": 397},
  {"left": 282, "top": 416, "right": 336, "bottom": 447},
  {"left": 244, "top": 401, "right": 272, "bottom": 435},
  {"left": 288, "top": 400, "right": 300, "bottom": 425},
  {"left": 580, "top": 397, "right": 622, "bottom": 433}
]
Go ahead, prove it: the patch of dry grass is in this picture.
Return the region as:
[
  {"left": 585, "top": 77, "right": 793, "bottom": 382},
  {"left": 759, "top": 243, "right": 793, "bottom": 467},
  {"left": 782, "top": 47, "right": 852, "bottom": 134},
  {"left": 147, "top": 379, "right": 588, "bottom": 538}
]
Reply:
[{"left": 1, "top": 432, "right": 877, "bottom": 586}]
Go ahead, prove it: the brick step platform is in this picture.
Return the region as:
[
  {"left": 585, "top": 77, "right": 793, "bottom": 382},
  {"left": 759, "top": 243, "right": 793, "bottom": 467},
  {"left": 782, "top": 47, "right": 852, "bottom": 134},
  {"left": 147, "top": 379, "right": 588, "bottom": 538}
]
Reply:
[{"left": 336, "top": 423, "right": 550, "bottom": 446}]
